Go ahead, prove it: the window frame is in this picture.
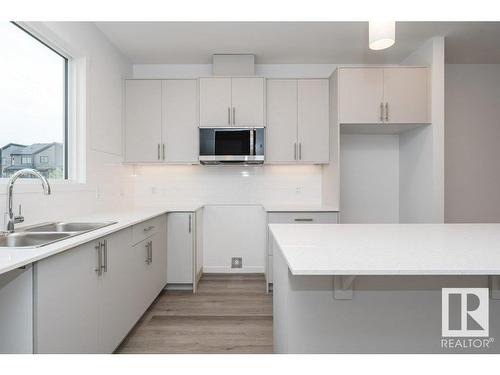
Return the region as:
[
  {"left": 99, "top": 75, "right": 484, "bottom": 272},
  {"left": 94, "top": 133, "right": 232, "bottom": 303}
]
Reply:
[
  {"left": 3, "top": 22, "right": 70, "bottom": 180},
  {"left": 21, "top": 156, "right": 32, "bottom": 165}
]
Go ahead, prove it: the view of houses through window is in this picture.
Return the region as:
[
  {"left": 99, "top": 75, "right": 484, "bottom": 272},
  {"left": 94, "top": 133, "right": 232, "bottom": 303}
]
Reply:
[{"left": 0, "top": 22, "right": 67, "bottom": 179}]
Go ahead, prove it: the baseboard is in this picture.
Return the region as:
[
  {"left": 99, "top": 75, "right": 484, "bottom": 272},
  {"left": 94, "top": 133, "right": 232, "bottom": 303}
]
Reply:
[
  {"left": 203, "top": 266, "right": 265, "bottom": 274},
  {"left": 165, "top": 283, "right": 193, "bottom": 291},
  {"left": 196, "top": 268, "right": 203, "bottom": 284}
]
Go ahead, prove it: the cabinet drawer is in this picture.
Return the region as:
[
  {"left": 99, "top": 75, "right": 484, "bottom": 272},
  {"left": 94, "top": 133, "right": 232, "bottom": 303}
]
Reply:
[
  {"left": 267, "top": 211, "right": 338, "bottom": 255},
  {"left": 132, "top": 215, "right": 164, "bottom": 245},
  {"left": 268, "top": 211, "right": 338, "bottom": 224}
]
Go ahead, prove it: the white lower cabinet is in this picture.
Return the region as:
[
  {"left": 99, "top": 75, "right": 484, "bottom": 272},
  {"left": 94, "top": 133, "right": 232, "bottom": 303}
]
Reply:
[
  {"left": 34, "top": 215, "right": 167, "bottom": 354},
  {"left": 34, "top": 239, "right": 101, "bottom": 353},
  {"left": 132, "top": 227, "right": 167, "bottom": 309},
  {"left": 167, "top": 212, "right": 194, "bottom": 285},
  {"left": 97, "top": 230, "right": 136, "bottom": 354},
  {"left": 0, "top": 266, "right": 33, "bottom": 354}
]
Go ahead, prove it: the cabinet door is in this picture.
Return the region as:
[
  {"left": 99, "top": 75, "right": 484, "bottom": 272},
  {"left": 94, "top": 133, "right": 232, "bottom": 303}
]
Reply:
[
  {"left": 167, "top": 212, "right": 194, "bottom": 284},
  {"left": 125, "top": 80, "right": 163, "bottom": 162},
  {"left": 383, "top": 67, "right": 429, "bottom": 123},
  {"left": 148, "top": 215, "right": 167, "bottom": 297},
  {"left": 266, "top": 79, "right": 298, "bottom": 162},
  {"left": 158, "top": 215, "right": 168, "bottom": 289},
  {"left": 162, "top": 80, "right": 198, "bottom": 163},
  {"left": 130, "top": 237, "right": 152, "bottom": 321},
  {"left": 297, "top": 79, "right": 330, "bottom": 163},
  {"left": 98, "top": 229, "right": 134, "bottom": 354},
  {"left": 0, "top": 266, "right": 33, "bottom": 354},
  {"left": 338, "top": 68, "right": 384, "bottom": 124},
  {"left": 231, "top": 77, "right": 265, "bottom": 127},
  {"left": 199, "top": 78, "right": 232, "bottom": 127},
  {"left": 35, "top": 242, "right": 100, "bottom": 353}
]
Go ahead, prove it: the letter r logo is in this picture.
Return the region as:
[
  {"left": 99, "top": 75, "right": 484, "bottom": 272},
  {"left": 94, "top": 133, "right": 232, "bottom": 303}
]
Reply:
[{"left": 442, "top": 288, "right": 489, "bottom": 337}]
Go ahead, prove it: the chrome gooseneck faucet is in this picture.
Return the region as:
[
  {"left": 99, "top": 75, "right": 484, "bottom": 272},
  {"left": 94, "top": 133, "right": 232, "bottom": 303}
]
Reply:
[{"left": 5, "top": 168, "right": 51, "bottom": 233}]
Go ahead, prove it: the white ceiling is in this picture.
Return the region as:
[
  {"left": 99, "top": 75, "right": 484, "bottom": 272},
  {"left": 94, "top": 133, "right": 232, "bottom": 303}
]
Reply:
[{"left": 95, "top": 22, "right": 500, "bottom": 64}]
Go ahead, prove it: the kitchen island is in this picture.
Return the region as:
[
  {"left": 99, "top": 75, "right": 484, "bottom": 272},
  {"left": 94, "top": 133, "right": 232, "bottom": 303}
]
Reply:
[{"left": 270, "top": 223, "right": 500, "bottom": 353}]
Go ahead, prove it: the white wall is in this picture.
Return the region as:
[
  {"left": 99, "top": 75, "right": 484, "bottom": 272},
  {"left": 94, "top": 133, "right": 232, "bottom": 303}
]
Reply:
[
  {"left": 400, "top": 37, "right": 445, "bottom": 223},
  {"left": 445, "top": 64, "right": 500, "bottom": 222},
  {"left": 340, "top": 135, "right": 399, "bottom": 223},
  {"left": 0, "top": 22, "right": 134, "bottom": 228},
  {"left": 134, "top": 64, "right": 337, "bottom": 79},
  {"left": 203, "top": 205, "right": 266, "bottom": 273}
]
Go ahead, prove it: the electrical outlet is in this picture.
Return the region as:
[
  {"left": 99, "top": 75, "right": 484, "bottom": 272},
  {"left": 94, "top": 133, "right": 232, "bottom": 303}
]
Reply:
[{"left": 231, "top": 257, "right": 242, "bottom": 269}]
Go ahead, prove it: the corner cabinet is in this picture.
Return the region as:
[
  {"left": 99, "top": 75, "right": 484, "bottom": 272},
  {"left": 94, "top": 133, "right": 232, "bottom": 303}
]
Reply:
[
  {"left": 338, "top": 67, "right": 429, "bottom": 125},
  {"left": 266, "top": 79, "right": 329, "bottom": 163},
  {"left": 199, "top": 77, "right": 265, "bottom": 127},
  {"left": 124, "top": 79, "right": 198, "bottom": 163}
]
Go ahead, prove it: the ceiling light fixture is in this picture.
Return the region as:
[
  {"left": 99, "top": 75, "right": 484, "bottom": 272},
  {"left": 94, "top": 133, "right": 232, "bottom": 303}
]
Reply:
[{"left": 369, "top": 21, "right": 396, "bottom": 50}]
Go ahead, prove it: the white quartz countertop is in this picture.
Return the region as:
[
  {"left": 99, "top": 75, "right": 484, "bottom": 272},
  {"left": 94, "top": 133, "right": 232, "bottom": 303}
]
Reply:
[
  {"left": 0, "top": 205, "right": 202, "bottom": 275},
  {"left": 264, "top": 205, "right": 339, "bottom": 212},
  {"left": 269, "top": 223, "right": 500, "bottom": 276}
]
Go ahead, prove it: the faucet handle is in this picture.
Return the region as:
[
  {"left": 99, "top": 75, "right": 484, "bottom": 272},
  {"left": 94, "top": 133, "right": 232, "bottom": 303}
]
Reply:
[{"left": 14, "top": 205, "right": 24, "bottom": 224}]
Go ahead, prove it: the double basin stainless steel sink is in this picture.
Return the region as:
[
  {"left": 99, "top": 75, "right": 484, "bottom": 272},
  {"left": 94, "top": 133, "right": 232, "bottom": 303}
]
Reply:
[{"left": 0, "top": 221, "right": 117, "bottom": 248}]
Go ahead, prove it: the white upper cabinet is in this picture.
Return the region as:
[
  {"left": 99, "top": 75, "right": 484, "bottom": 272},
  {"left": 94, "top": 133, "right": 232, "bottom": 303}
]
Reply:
[
  {"left": 383, "top": 67, "right": 429, "bottom": 123},
  {"left": 199, "top": 77, "right": 232, "bottom": 127},
  {"left": 125, "top": 79, "right": 198, "bottom": 163},
  {"left": 266, "top": 79, "right": 329, "bottom": 164},
  {"left": 266, "top": 79, "right": 298, "bottom": 162},
  {"left": 337, "top": 67, "right": 429, "bottom": 124},
  {"left": 231, "top": 78, "right": 265, "bottom": 127},
  {"left": 125, "top": 80, "right": 162, "bottom": 162},
  {"left": 297, "top": 79, "right": 329, "bottom": 163},
  {"left": 162, "top": 80, "right": 198, "bottom": 163},
  {"left": 199, "top": 77, "right": 265, "bottom": 127},
  {"left": 338, "top": 68, "right": 384, "bottom": 124}
]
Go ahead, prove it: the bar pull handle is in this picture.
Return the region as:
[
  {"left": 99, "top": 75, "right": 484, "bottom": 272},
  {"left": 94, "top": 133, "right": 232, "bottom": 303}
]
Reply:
[
  {"left": 294, "top": 143, "right": 297, "bottom": 160},
  {"left": 233, "top": 107, "right": 236, "bottom": 125},
  {"left": 294, "top": 218, "right": 314, "bottom": 222},
  {"left": 228, "top": 107, "right": 231, "bottom": 125},
  {"left": 299, "top": 143, "right": 302, "bottom": 160},
  {"left": 95, "top": 242, "right": 102, "bottom": 276},
  {"left": 188, "top": 214, "right": 192, "bottom": 233},
  {"left": 149, "top": 240, "right": 153, "bottom": 264},
  {"left": 162, "top": 144, "right": 165, "bottom": 160},
  {"left": 101, "top": 240, "right": 107, "bottom": 273},
  {"left": 385, "top": 102, "right": 389, "bottom": 122},
  {"left": 380, "top": 102, "right": 384, "bottom": 122},
  {"left": 157, "top": 144, "right": 160, "bottom": 160},
  {"left": 143, "top": 225, "right": 155, "bottom": 232},
  {"left": 145, "top": 241, "right": 150, "bottom": 264}
]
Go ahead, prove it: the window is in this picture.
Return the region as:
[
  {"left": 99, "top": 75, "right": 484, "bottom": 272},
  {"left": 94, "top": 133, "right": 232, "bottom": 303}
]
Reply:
[
  {"left": 21, "top": 156, "right": 32, "bottom": 164},
  {"left": 0, "top": 22, "right": 68, "bottom": 179}
]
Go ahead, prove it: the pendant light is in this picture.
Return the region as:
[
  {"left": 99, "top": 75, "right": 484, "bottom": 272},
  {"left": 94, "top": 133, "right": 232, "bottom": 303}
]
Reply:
[{"left": 369, "top": 21, "right": 395, "bottom": 50}]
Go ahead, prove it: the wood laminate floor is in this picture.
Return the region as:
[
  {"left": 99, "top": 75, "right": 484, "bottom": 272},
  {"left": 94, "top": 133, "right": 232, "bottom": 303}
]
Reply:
[{"left": 116, "top": 274, "right": 273, "bottom": 354}]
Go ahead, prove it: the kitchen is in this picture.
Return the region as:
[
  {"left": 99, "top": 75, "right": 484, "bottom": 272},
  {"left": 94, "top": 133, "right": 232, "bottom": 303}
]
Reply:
[{"left": 1, "top": 4, "right": 500, "bottom": 370}]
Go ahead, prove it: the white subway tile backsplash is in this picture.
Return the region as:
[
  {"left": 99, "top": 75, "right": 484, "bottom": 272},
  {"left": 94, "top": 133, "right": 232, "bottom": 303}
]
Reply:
[{"left": 132, "top": 164, "right": 322, "bottom": 207}]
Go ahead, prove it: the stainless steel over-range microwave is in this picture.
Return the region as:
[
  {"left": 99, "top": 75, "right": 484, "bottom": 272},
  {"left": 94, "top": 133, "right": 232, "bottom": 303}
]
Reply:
[{"left": 199, "top": 127, "right": 265, "bottom": 165}]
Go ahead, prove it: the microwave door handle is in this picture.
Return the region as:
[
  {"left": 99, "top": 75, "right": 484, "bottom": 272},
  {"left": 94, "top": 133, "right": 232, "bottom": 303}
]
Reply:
[{"left": 250, "top": 129, "right": 255, "bottom": 156}]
